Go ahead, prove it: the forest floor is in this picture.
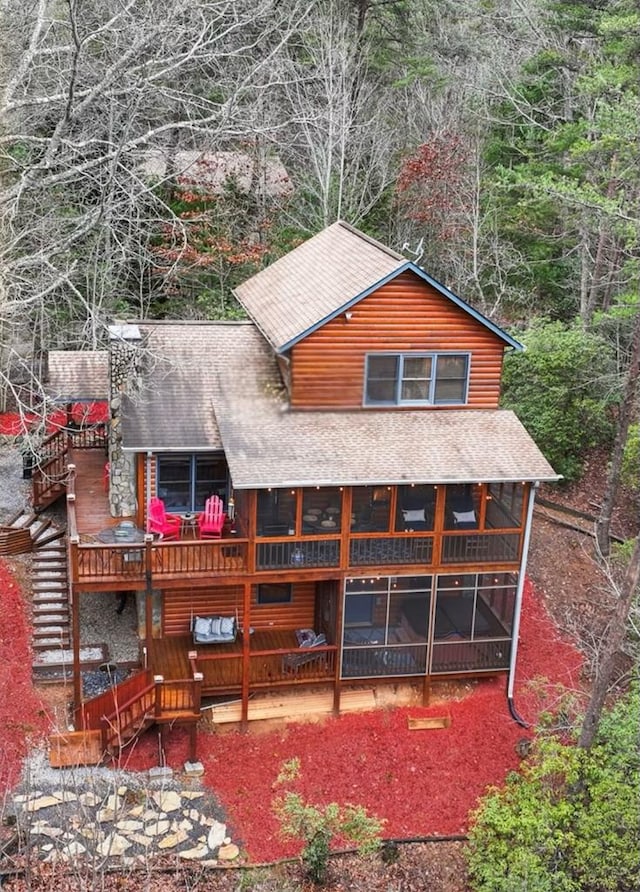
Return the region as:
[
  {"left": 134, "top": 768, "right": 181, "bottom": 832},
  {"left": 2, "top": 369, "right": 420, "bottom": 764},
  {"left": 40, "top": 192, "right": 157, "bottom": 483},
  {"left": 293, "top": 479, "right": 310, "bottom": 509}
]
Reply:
[{"left": 2, "top": 448, "right": 637, "bottom": 892}]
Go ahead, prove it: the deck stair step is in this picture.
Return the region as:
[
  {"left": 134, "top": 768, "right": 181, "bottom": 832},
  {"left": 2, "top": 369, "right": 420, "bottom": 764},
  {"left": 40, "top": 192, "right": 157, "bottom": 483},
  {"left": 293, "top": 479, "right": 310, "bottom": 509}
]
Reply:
[
  {"left": 32, "top": 528, "right": 66, "bottom": 548},
  {"left": 33, "top": 637, "right": 71, "bottom": 650},
  {"left": 32, "top": 593, "right": 68, "bottom": 606},
  {"left": 33, "top": 613, "right": 69, "bottom": 625},
  {"left": 33, "top": 629, "right": 70, "bottom": 642},
  {"left": 32, "top": 644, "right": 108, "bottom": 680},
  {"left": 0, "top": 508, "right": 65, "bottom": 554},
  {"left": 31, "top": 532, "right": 72, "bottom": 675},
  {"left": 33, "top": 580, "right": 68, "bottom": 591},
  {"left": 34, "top": 546, "right": 66, "bottom": 555}
]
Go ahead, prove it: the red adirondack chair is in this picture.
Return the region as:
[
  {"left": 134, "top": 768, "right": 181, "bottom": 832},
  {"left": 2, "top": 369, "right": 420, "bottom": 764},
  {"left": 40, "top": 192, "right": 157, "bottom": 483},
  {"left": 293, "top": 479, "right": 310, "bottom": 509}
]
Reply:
[
  {"left": 198, "top": 495, "right": 225, "bottom": 539},
  {"left": 147, "top": 497, "right": 182, "bottom": 540}
]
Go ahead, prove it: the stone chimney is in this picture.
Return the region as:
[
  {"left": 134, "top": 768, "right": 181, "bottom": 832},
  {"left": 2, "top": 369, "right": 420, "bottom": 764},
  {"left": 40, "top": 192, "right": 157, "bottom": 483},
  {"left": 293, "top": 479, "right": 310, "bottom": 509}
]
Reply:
[{"left": 108, "top": 323, "right": 143, "bottom": 517}]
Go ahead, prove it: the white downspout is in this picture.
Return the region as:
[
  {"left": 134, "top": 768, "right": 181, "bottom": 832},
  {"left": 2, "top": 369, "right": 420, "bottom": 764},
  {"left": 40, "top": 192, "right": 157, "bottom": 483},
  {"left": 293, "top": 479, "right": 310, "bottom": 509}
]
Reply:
[{"left": 507, "top": 480, "right": 539, "bottom": 725}]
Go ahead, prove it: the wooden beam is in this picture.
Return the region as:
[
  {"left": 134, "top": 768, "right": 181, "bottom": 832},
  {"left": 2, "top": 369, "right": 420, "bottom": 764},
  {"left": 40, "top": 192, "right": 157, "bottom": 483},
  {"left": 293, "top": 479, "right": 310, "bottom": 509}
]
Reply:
[
  {"left": 407, "top": 715, "right": 451, "bottom": 730},
  {"left": 240, "top": 582, "right": 252, "bottom": 729}
]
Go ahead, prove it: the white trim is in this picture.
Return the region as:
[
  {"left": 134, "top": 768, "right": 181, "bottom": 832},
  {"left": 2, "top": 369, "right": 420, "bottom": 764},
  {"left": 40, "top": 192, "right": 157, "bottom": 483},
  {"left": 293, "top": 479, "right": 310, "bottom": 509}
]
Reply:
[{"left": 508, "top": 481, "right": 538, "bottom": 700}]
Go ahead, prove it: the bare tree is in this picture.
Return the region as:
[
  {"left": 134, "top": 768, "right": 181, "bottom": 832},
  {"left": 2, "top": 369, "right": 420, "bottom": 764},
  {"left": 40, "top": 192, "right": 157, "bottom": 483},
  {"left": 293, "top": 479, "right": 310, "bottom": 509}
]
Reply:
[
  {"left": 596, "top": 306, "right": 640, "bottom": 556},
  {"left": 0, "top": 0, "right": 310, "bottom": 410},
  {"left": 276, "top": 0, "right": 399, "bottom": 232},
  {"left": 578, "top": 534, "right": 640, "bottom": 749}
]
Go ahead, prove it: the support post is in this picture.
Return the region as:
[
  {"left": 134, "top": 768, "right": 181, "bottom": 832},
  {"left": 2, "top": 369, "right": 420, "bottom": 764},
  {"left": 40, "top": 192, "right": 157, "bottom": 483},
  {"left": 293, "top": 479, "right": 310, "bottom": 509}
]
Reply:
[
  {"left": 71, "top": 580, "right": 82, "bottom": 726},
  {"left": 144, "top": 535, "right": 154, "bottom": 671},
  {"left": 240, "top": 582, "right": 252, "bottom": 729}
]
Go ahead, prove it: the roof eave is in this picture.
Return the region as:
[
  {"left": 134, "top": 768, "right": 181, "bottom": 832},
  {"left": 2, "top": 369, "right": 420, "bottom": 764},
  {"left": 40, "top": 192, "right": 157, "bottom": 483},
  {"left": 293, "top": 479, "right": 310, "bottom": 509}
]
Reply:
[
  {"left": 230, "top": 473, "right": 562, "bottom": 490},
  {"left": 275, "top": 261, "right": 524, "bottom": 355}
]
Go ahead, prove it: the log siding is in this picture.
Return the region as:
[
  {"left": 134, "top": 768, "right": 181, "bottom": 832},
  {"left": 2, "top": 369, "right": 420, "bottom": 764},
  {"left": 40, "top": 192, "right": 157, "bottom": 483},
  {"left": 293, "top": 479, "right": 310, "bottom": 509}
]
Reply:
[
  {"left": 289, "top": 272, "right": 506, "bottom": 410},
  {"left": 163, "top": 580, "right": 317, "bottom": 637}
]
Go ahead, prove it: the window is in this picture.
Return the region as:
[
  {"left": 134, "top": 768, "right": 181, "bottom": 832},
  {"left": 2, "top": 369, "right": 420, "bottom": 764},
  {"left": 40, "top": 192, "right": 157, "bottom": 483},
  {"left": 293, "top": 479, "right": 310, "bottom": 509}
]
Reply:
[
  {"left": 257, "top": 488, "right": 297, "bottom": 537},
  {"left": 257, "top": 583, "right": 292, "bottom": 605},
  {"left": 396, "top": 484, "right": 436, "bottom": 531},
  {"left": 302, "top": 487, "right": 343, "bottom": 534},
  {"left": 351, "top": 486, "right": 390, "bottom": 533},
  {"left": 157, "top": 453, "right": 227, "bottom": 513},
  {"left": 364, "top": 352, "right": 469, "bottom": 406},
  {"left": 434, "top": 573, "right": 517, "bottom": 640}
]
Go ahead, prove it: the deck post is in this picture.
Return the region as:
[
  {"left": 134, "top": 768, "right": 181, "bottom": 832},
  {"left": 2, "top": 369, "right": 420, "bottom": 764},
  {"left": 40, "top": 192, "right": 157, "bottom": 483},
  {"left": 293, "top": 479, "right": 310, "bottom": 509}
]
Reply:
[
  {"left": 190, "top": 672, "right": 203, "bottom": 762},
  {"left": 144, "top": 535, "right": 154, "bottom": 670},
  {"left": 70, "top": 578, "right": 82, "bottom": 724},
  {"left": 153, "top": 675, "right": 164, "bottom": 718},
  {"left": 240, "top": 582, "right": 252, "bottom": 729},
  {"left": 333, "top": 580, "right": 344, "bottom": 714}
]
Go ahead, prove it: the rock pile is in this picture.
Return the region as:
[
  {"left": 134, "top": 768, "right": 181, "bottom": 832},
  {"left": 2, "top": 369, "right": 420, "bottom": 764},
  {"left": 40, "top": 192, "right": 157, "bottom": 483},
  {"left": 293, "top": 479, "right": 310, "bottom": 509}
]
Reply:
[{"left": 11, "top": 773, "right": 241, "bottom": 866}]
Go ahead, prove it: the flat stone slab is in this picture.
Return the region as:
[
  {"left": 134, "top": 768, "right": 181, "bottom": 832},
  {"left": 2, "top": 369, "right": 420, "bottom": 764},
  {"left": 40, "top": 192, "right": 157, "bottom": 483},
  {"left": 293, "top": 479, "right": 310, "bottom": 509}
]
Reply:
[{"left": 13, "top": 779, "right": 237, "bottom": 865}]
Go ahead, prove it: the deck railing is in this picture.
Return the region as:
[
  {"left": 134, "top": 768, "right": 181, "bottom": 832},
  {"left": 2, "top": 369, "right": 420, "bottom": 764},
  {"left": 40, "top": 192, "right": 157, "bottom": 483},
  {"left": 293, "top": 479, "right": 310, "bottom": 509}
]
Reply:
[
  {"left": 349, "top": 535, "right": 433, "bottom": 567},
  {"left": 441, "top": 532, "right": 520, "bottom": 564},
  {"left": 70, "top": 538, "right": 248, "bottom": 585},
  {"left": 256, "top": 537, "right": 340, "bottom": 570},
  {"left": 430, "top": 638, "right": 511, "bottom": 673},
  {"left": 191, "top": 643, "right": 338, "bottom": 692},
  {"left": 32, "top": 430, "right": 70, "bottom": 510},
  {"left": 154, "top": 675, "right": 202, "bottom": 715},
  {"left": 77, "top": 668, "right": 154, "bottom": 733},
  {"left": 77, "top": 668, "right": 202, "bottom": 752},
  {"left": 341, "top": 643, "right": 428, "bottom": 678}
]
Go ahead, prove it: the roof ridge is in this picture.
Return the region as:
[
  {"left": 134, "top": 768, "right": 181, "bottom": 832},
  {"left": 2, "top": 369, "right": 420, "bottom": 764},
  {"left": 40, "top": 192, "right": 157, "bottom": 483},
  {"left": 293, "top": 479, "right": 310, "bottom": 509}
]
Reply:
[
  {"left": 129, "top": 319, "right": 252, "bottom": 327},
  {"left": 337, "top": 220, "right": 405, "bottom": 262}
]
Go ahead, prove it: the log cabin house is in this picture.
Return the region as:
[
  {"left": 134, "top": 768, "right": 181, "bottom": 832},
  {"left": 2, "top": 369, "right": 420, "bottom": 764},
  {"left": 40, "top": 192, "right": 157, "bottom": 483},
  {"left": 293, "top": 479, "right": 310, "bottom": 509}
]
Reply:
[{"left": 36, "top": 221, "right": 558, "bottom": 753}]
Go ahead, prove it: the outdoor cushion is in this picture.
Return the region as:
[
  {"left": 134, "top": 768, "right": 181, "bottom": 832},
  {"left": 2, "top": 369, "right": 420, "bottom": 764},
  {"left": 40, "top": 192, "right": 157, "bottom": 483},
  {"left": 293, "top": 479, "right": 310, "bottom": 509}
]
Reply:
[
  {"left": 402, "top": 508, "right": 425, "bottom": 523},
  {"left": 192, "top": 615, "right": 237, "bottom": 644},
  {"left": 453, "top": 509, "right": 476, "bottom": 525}
]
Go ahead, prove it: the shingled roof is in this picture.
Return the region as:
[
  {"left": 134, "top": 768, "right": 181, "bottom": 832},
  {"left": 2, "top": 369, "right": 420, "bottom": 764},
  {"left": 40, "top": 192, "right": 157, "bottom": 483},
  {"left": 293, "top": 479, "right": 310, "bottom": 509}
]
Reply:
[
  {"left": 46, "top": 351, "right": 109, "bottom": 402},
  {"left": 120, "top": 321, "right": 558, "bottom": 485},
  {"left": 234, "top": 221, "right": 523, "bottom": 354},
  {"left": 234, "top": 221, "right": 406, "bottom": 353}
]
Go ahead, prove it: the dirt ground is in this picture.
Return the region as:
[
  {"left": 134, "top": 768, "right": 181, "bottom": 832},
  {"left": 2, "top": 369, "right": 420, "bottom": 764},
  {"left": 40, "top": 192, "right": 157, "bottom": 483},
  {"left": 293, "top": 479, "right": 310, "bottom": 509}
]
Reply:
[{"left": 22, "top": 449, "right": 636, "bottom": 892}]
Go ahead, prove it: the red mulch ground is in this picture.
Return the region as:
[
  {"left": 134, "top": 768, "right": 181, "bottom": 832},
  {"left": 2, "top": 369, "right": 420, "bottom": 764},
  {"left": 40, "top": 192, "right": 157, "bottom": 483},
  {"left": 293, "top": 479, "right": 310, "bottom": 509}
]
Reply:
[
  {"left": 0, "top": 561, "right": 50, "bottom": 791},
  {"left": 115, "top": 579, "right": 584, "bottom": 862},
  {"left": 0, "top": 403, "right": 108, "bottom": 436}
]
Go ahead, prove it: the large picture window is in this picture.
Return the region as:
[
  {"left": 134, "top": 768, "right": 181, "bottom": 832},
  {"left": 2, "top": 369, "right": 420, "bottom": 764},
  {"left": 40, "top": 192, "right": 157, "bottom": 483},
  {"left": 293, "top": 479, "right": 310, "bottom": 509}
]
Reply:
[
  {"left": 157, "top": 454, "right": 228, "bottom": 513},
  {"left": 364, "top": 352, "right": 469, "bottom": 406}
]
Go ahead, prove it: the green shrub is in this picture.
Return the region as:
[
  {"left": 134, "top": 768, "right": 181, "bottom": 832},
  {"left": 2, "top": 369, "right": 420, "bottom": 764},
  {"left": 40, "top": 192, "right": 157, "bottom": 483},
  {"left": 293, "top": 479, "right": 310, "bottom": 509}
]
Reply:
[
  {"left": 501, "top": 319, "right": 616, "bottom": 480},
  {"left": 467, "top": 686, "right": 640, "bottom": 891},
  {"left": 274, "top": 759, "right": 384, "bottom": 885}
]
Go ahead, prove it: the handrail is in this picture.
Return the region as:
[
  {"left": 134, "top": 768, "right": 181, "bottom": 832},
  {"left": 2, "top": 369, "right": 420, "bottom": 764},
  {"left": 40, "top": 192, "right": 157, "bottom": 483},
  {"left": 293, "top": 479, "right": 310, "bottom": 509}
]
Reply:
[
  {"left": 101, "top": 683, "right": 156, "bottom": 725},
  {"left": 78, "top": 668, "right": 153, "bottom": 730}
]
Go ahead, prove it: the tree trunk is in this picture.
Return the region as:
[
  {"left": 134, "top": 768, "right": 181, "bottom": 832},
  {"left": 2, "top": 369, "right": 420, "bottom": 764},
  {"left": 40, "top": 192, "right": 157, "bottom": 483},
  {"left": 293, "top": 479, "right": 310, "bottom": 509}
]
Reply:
[
  {"left": 578, "top": 535, "right": 640, "bottom": 749},
  {"left": 595, "top": 307, "right": 640, "bottom": 556}
]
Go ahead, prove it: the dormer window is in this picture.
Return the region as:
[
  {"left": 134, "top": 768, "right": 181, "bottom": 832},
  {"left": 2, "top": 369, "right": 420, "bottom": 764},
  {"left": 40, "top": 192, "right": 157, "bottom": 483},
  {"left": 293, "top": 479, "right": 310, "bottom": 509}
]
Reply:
[{"left": 364, "top": 352, "right": 469, "bottom": 406}]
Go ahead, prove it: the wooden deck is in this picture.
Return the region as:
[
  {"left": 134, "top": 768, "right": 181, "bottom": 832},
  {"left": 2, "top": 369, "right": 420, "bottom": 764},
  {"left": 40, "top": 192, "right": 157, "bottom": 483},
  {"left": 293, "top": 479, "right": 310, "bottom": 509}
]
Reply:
[
  {"left": 70, "top": 448, "right": 135, "bottom": 538},
  {"left": 153, "top": 629, "right": 338, "bottom": 695}
]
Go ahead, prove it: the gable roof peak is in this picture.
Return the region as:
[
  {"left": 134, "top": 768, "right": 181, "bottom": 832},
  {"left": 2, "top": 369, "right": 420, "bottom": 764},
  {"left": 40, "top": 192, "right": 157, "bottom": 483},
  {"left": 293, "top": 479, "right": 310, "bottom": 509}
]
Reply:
[
  {"left": 234, "top": 221, "right": 522, "bottom": 354},
  {"left": 234, "top": 221, "right": 407, "bottom": 352}
]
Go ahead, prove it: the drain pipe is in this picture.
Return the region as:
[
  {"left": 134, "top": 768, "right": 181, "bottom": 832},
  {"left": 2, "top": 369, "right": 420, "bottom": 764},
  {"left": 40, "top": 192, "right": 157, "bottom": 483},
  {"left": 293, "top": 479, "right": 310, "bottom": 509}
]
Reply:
[{"left": 507, "top": 480, "right": 539, "bottom": 728}]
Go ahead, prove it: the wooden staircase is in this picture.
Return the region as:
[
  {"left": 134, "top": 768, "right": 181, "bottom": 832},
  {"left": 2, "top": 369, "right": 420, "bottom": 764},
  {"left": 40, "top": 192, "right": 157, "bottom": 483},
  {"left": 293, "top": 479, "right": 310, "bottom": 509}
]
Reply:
[
  {"left": 31, "top": 541, "right": 71, "bottom": 659},
  {"left": 0, "top": 506, "right": 66, "bottom": 555},
  {"left": 62, "top": 670, "right": 203, "bottom": 766}
]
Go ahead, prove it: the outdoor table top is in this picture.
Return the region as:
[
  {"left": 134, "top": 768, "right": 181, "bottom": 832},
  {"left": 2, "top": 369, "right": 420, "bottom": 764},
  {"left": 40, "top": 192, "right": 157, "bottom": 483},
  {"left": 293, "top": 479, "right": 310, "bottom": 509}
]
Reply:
[{"left": 96, "top": 523, "right": 146, "bottom": 544}]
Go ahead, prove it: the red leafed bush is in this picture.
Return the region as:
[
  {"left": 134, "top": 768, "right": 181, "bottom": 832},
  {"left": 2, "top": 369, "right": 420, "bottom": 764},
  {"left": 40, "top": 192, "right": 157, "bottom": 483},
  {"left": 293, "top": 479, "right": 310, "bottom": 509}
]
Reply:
[
  {"left": 0, "top": 402, "right": 108, "bottom": 436},
  {"left": 123, "top": 580, "right": 584, "bottom": 862},
  {"left": 0, "top": 561, "right": 50, "bottom": 792}
]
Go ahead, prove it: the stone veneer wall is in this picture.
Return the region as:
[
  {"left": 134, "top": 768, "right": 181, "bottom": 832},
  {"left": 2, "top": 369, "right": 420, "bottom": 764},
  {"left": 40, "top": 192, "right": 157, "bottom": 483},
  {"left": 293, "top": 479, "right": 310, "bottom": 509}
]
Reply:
[{"left": 108, "top": 329, "right": 143, "bottom": 517}]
